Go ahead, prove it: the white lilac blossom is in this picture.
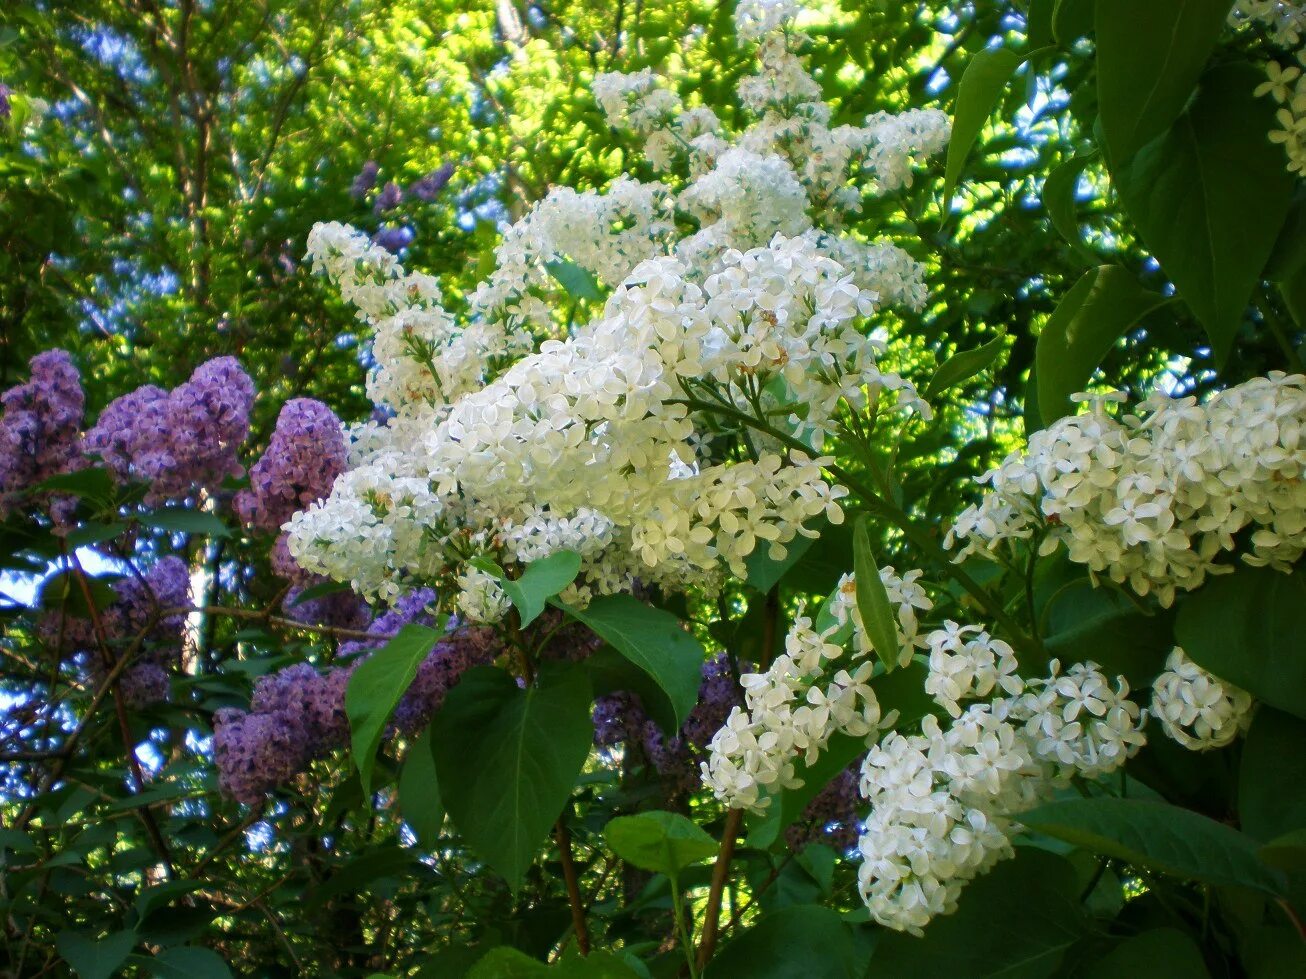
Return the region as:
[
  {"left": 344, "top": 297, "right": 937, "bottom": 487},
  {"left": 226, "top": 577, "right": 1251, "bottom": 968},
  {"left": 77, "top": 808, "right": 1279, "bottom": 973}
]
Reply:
[
  {"left": 922, "top": 621, "right": 1023, "bottom": 718},
  {"left": 700, "top": 568, "right": 933, "bottom": 812},
  {"left": 1009, "top": 660, "right": 1147, "bottom": 780},
  {"left": 289, "top": 3, "right": 946, "bottom": 615},
  {"left": 1151, "top": 647, "right": 1255, "bottom": 751},
  {"left": 1256, "top": 51, "right": 1306, "bottom": 175},
  {"left": 856, "top": 706, "right": 1047, "bottom": 934},
  {"left": 1232, "top": 1, "right": 1306, "bottom": 48},
  {"left": 947, "top": 374, "right": 1306, "bottom": 607}
]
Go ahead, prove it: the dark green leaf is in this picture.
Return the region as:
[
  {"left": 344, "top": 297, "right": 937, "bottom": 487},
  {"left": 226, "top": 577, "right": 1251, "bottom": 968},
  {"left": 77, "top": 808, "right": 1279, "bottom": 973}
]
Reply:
[
  {"left": 872, "top": 848, "right": 1088, "bottom": 978},
  {"left": 469, "top": 947, "right": 547, "bottom": 978},
  {"left": 1085, "top": 928, "right": 1210, "bottom": 978},
  {"left": 432, "top": 663, "right": 593, "bottom": 891},
  {"left": 1095, "top": 0, "right": 1232, "bottom": 164},
  {"left": 1052, "top": 0, "right": 1095, "bottom": 42},
  {"left": 1238, "top": 707, "right": 1306, "bottom": 842},
  {"left": 852, "top": 515, "right": 901, "bottom": 671},
  {"left": 1175, "top": 565, "right": 1306, "bottom": 720},
  {"left": 345, "top": 623, "right": 443, "bottom": 795},
  {"left": 1041, "top": 154, "right": 1098, "bottom": 261},
  {"left": 604, "top": 810, "right": 717, "bottom": 880},
  {"left": 399, "top": 725, "right": 444, "bottom": 849},
  {"left": 544, "top": 258, "right": 603, "bottom": 302},
  {"left": 1018, "top": 796, "right": 1285, "bottom": 895},
  {"left": 1259, "top": 829, "right": 1306, "bottom": 875},
  {"left": 1035, "top": 266, "right": 1171, "bottom": 424},
  {"left": 705, "top": 905, "right": 859, "bottom": 979},
  {"left": 553, "top": 594, "right": 703, "bottom": 729},
  {"left": 744, "top": 530, "right": 817, "bottom": 593},
  {"left": 139, "top": 509, "right": 231, "bottom": 539},
  {"left": 584, "top": 644, "right": 680, "bottom": 734},
  {"left": 1112, "top": 63, "right": 1294, "bottom": 365},
  {"left": 943, "top": 47, "right": 1031, "bottom": 204},
  {"left": 925, "top": 330, "right": 1006, "bottom": 398},
  {"left": 144, "top": 946, "right": 234, "bottom": 979},
  {"left": 500, "top": 550, "right": 580, "bottom": 628},
  {"left": 56, "top": 929, "right": 138, "bottom": 979},
  {"left": 134, "top": 880, "right": 207, "bottom": 922},
  {"left": 305, "top": 845, "right": 422, "bottom": 909},
  {"left": 32, "top": 466, "right": 114, "bottom": 502}
]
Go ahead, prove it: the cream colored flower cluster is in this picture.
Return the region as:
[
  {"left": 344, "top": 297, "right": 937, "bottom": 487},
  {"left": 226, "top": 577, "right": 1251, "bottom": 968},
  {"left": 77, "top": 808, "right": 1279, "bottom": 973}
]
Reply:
[
  {"left": 700, "top": 568, "right": 931, "bottom": 811},
  {"left": 290, "top": 2, "right": 945, "bottom": 617},
  {"left": 947, "top": 374, "right": 1306, "bottom": 607}
]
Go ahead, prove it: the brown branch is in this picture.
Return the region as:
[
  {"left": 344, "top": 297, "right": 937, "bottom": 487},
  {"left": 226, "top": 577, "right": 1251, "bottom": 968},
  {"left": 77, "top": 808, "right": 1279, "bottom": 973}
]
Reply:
[
  {"left": 695, "top": 807, "right": 744, "bottom": 970},
  {"left": 556, "top": 819, "right": 590, "bottom": 955}
]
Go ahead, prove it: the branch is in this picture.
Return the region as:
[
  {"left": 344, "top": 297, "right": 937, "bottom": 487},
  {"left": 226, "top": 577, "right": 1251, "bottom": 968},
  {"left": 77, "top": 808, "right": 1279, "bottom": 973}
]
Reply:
[
  {"left": 555, "top": 819, "right": 590, "bottom": 955},
  {"left": 695, "top": 807, "right": 744, "bottom": 969}
]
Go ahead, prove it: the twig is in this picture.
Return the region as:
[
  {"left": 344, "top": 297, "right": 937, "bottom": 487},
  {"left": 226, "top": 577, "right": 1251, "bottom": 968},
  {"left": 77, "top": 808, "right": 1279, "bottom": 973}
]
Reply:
[
  {"left": 555, "top": 819, "right": 590, "bottom": 955},
  {"left": 695, "top": 808, "right": 744, "bottom": 970}
]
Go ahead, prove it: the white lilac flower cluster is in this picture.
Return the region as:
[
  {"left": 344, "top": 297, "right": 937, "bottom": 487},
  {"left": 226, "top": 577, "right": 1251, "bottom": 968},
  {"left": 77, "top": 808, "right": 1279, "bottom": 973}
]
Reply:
[
  {"left": 700, "top": 568, "right": 932, "bottom": 811},
  {"left": 946, "top": 374, "right": 1306, "bottom": 607},
  {"left": 855, "top": 651, "right": 1147, "bottom": 932},
  {"left": 290, "top": 1, "right": 946, "bottom": 615},
  {"left": 1150, "top": 646, "right": 1255, "bottom": 751},
  {"left": 1257, "top": 52, "right": 1306, "bottom": 175},
  {"left": 1232, "top": 1, "right": 1306, "bottom": 48}
]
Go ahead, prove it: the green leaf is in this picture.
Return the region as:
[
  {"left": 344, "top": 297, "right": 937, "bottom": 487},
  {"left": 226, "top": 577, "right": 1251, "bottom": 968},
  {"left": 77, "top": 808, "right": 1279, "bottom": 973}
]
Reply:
[
  {"left": 942, "top": 47, "right": 1031, "bottom": 205},
  {"left": 432, "top": 663, "right": 593, "bottom": 891},
  {"left": 32, "top": 466, "right": 115, "bottom": 502},
  {"left": 139, "top": 508, "right": 231, "bottom": 539},
  {"left": 56, "top": 929, "right": 138, "bottom": 979},
  {"left": 1085, "top": 928, "right": 1210, "bottom": 978},
  {"left": 604, "top": 810, "right": 717, "bottom": 880},
  {"left": 134, "top": 880, "right": 207, "bottom": 921},
  {"left": 1018, "top": 797, "right": 1285, "bottom": 895},
  {"left": 143, "top": 946, "right": 234, "bottom": 979},
  {"left": 744, "top": 529, "right": 817, "bottom": 593},
  {"left": 1035, "top": 266, "right": 1171, "bottom": 424},
  {"left": 705, "top": 904, "right": 859, "bottom": 979},
  {"left": 469, "top": 947, "right": 548, "bottom": 978},
  {"left": 1052, "top": 0, "right": 1095, "bottom": 43},
  {"left": 544, "top": 258, "right": 603, "bottom": 302},
  {"left": 1095, "top": 0, "right": 1232, "bottom": 165},
  {"left": 399, "top": 725, "right": 444, "bottom": 849},
  {"left": 1112, "top": 63, "right": 1295, "bottom": 365},
  {"left": 1238, "top": 707, "right": 1306, "bottom": 842},
  {"left": 1041, "top": 153, "right": 1098, "bottom": 261},
  {"left": 872, "top": 848, "right": 1088, "bottom": 978},
  {"left": 345, "top": 623, "right": 443, "bottom": 795},
  {"left": 585, "top": 644, "right": 681, "bottom": 735},
  {"left": 924, "top": 330, "right": 1006, "bottom": 398},
  {"left": 288, "top": 579, "right": 353, "bottom": 606},
  {"left": 852, "top": 515, "right": 901, "bottom": 671},
  {"left": 1175, "top": 565, "right": 1306, "bottom": 720},
  {"left": 304, "top": 844, "right": 423, "bottom": 909},
  {"left": 1259, "top": 829, "right": 1306, "bottom": 875},
  {"left": 552, "top": 594, "right": 703, "bottom": 729},
  {"left": 500, "top": 550, "right": 581, "bottom": 628}
]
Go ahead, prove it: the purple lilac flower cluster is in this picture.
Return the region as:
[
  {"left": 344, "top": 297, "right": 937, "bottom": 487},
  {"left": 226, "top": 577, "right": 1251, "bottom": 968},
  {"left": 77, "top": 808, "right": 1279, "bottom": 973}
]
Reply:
[
  {"left": 593, "top": 654, "right": 744, "bottom": 797},
  {"left": 348, "top": 160, "right": 455, "bottom": 255},
  {"left": 40, "top": 556, "right": 192, "bottom": 708},
  {"left": 0, "top": 351, "right": 86, "bottom": 519},
  {"left": 236, "top": 398, "right": 347, "bottom": 531},
  {"left": 214, "top": 589, "right": 502, "bottom": 803},
  {"left": 784, "top": 763, "right": 862, "bottom": 853},
  {"left": 85, "top": 357, "right": 255, "bottom": 504},
  {"left": 0, "top": 83, "right": 10, "bottom": 121},
  {"left": 281, "top": 584, "right": 371, "bottom": 632}
]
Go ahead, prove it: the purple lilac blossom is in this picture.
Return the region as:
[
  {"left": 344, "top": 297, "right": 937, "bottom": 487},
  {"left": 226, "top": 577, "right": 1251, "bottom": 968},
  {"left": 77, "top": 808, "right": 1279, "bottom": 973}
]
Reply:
[
  {"left": 281, "top": 582, "right": 371, "bottom": 632},
  {"left": 0, "top": 84, "right": 10, "bottom": 120},
  {"left": 350, "top": 160, "right": 379, "bottom": 199},
  {"left": 214, "top": 589, "right": 503, "bottom": 803},
  {"left": 373, "top": 181, "right": 403, "bottom": 214},
  {"left": 0, "top": 350, "right": 86, "bottom": 518},
  {"left": 407, "top": 163, "right": 454, "bottom": 202},
  {"left": 120, "top": 662, "right": 171, "bottom": 708},
  {"left": 85, "top": 357, "right": 254, "bottom": 503},
  {"left": 372, "top": 226, "right": 415, "bottom": 255},
  {"left": 593, "top": 654, "right": 744, "bottom": 796},
  {"left": 235, "top": 398, "right": 347, "bottom": 532},
  {"left": 785, "top": 763, "right": 861, "bottom": 853}
]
